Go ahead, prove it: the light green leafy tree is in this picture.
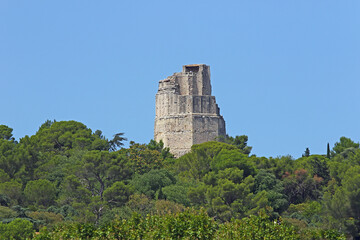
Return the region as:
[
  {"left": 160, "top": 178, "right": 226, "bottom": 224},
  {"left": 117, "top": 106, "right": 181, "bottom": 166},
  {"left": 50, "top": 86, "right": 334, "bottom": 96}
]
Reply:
[{"left": 0, "top": 218, "right": 34, "bottom": 240}]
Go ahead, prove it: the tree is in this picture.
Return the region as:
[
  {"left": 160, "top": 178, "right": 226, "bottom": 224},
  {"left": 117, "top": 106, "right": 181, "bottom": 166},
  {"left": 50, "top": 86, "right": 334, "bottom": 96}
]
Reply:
[
  {"left": 327, "top": 143, "right": 331, "bottom": 159},
  {"left": 175, "top": 148, "right": 212, "bottom": 180},
  {"left": 131, "top": 169, "right": 176, "bottom": 199},
  {"left": 340, "top": 166, "right": 360, "bottom": 236},
  {"left": 125, "top": 193, "right": 154, "bottom": 216},
  {"left": 37, "top": 119, "right": 55, "bottom": 132},
  {"left": 0, "top": 139, "right": 23, "bottom": 179},
  {"left": 322, "top": 166, "right": 360, "bottom": 239},
  {"left": 0, "top": 180, "right": 23, "bottom": 205},
  {"left": 0, "top": 218, "right": 34, "bottom": 240},
  {"left": 61, "top": 150, "right": 132, "bottom": 223},
  {"left": 28, "top": 211, "right": 64, "bottom": 229},
  {"left": 174, "top": 141, "right": 245, "bottom": 180},
  {"left": 79, "top": 150, "right": 132, "bottom": 200},
  {"left": 216, "top": 212, "right": 299, "bottom": 239},
  {"left": 109, "top": 133, "right": 127, "bottom": 151},
  {"left": 123, "top": 142, "right": 164, "bottom": 174},
  {"left": 0, "top": 194, "right": 10, "bottom": 207},
  {"left": 32, "top": 120, "right": 106, "bottom": 153},
  {"left": 283, "top": 169, "right": 322, "bottom": 204},
  {"left": 332, "top": 137, "right": 359, "bottom": 155},
  {"left": 308, "top": 156, "right": 330, "bottom": 182},
  {"left": 0, "top": 206, "right": 16, "bottom": 218},
  {"left": 24, "top": 179, "right": 56, "bottom": 207},
  {"left": 191, "top": 141, "right": 238, "bottom": 159},
  {"left": 91, "top": 130, "right": 111, "bottom": 151},
  {"left": 152, "top": 199, "right": 185, "bottom": 215},
  {"left": 0, "top": 125, "right": 15, "bottom": 141},
  {"left": 218, "top": 135, "right": 252, "bottom": 155},
  {"left": 14, "top": 135, "right": 43, "bottom": 183},
  {"left": 162, "top": 185, "right": 190, "bottom": 206},
  {"left": 59, "top": 174, "right": 92, "bottom": 206},
  {"left": 147, "top": 139, "right": 173, "bottom": 160},
  {"left": 211, "top": 149, "right": 256, "bottom": 177},
  {"left": 254, "top": 170, "right": 288, "bottom": 213},
  {"left": 187, "top": 182, "right": 208, "bottom": 206},
  {"left": 103, "top": 181, "right": 134, "bottom": 208},
  {"left": 302, "top": 148, "right": 310, "bottom": 157},
  {"left": 206, "top": 175, "right": 257, "bottom": 221}
]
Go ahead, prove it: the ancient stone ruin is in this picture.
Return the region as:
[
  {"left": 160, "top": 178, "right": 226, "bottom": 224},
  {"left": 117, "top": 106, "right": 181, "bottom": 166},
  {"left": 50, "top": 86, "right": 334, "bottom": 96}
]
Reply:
[{"left": 154, "top": 64, "right": 226, "bottom": 157}]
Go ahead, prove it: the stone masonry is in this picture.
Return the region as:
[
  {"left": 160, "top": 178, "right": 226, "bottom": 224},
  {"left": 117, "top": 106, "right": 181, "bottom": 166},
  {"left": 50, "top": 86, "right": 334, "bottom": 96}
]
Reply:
[{"left": 154, "top": 64, "right": 226, "bottom": 157}]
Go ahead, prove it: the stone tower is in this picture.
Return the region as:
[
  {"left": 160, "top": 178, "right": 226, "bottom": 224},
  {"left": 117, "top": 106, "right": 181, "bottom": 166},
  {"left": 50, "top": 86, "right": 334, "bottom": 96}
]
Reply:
[{"left": 154, "top": 64, "right": 226, "bottom": 157}]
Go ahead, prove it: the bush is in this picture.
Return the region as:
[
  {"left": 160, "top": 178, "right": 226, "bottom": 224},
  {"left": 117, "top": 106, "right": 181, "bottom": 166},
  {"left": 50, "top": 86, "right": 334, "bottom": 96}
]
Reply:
[
  {"left": 215, "top": 212, "right": 299, "bottom": 240},
  {"left": 33, "top": 210, "right": 346, "bottom": 240},
  {"left": 28, "top": 211, "right": 64, "bottom": 229},
  {"left": 0, "top": 218, "right": 34, "bottom": 240},
  {"left": 35, "top": 208, "right": 216, "bottom": 239}
]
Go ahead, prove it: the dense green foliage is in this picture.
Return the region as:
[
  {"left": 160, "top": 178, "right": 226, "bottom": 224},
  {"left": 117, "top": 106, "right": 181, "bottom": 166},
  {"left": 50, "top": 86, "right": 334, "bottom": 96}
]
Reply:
[
  {"left": 0, "top": 120, "right": 358, "bottom": 239},
  {"left": 31, "top": 209, "right": 345, "bottom": 240}
]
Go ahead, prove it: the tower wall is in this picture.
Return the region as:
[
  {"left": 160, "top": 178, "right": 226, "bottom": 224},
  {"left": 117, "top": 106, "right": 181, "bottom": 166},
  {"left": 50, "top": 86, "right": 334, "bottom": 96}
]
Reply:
[{"left": 154, "top": 64, "right": 226, "bottom": 157}]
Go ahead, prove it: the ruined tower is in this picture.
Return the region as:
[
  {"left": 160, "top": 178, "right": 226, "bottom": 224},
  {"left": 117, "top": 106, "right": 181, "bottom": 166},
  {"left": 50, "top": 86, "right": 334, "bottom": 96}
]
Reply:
[{"left": 154, "top": 64, "right": 226, "bottom": 157}]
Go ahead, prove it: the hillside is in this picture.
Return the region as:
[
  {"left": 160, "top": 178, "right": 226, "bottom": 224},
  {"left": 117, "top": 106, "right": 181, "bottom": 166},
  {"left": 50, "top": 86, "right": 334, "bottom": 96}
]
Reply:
[{"left": 0, "top": 120, "right": 357, "bottom": 239}]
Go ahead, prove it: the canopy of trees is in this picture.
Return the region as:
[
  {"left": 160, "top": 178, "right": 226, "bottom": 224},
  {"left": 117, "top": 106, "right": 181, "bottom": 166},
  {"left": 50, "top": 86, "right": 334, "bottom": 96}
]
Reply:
[{"left": 0, "top": 120, "right": 358, "bottom": 239}]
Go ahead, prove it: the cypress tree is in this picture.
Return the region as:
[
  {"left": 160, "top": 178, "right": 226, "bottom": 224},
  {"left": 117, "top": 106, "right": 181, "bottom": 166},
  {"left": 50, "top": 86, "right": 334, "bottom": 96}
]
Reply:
[{"left": 327, "top": 143, "right": 331, "bottom": 159}]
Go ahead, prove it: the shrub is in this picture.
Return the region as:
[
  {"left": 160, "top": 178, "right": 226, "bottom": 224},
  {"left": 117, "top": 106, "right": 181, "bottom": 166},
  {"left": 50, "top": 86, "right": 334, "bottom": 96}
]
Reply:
[{"left": 0, "top": 218, "right": 34, "bottom": 240}]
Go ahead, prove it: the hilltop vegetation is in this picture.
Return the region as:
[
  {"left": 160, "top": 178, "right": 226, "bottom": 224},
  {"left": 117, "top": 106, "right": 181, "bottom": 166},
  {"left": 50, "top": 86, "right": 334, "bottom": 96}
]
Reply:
[{"left": 0, "top": 121, "right": 358, "bottom": 239}]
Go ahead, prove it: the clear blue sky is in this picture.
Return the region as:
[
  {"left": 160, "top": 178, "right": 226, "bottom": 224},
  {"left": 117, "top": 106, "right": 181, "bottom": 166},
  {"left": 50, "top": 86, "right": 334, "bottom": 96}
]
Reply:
[{"left": 1, "top": 1, "right": 359, "bottom": 158}]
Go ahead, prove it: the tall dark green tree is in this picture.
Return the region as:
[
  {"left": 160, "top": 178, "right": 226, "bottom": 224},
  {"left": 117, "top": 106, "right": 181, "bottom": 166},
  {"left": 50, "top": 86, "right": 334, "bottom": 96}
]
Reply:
[{"left": 303, "top": 148, "right": 310, "bottom": 157}]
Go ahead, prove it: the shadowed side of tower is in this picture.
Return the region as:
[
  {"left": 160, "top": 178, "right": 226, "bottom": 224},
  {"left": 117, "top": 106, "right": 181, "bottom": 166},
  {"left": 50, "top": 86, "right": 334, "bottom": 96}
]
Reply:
[{"left": 154, "top": 64, "right": 226, "bottom": 157}]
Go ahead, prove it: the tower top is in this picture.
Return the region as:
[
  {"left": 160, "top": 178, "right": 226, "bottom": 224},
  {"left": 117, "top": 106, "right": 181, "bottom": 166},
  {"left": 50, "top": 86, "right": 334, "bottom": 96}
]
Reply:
[
  {"left": 158, "top": 64, "right": 211, "bottom": 96},
  {"left": 182, "top": 64, "right": 208, "bottom": 73}
]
